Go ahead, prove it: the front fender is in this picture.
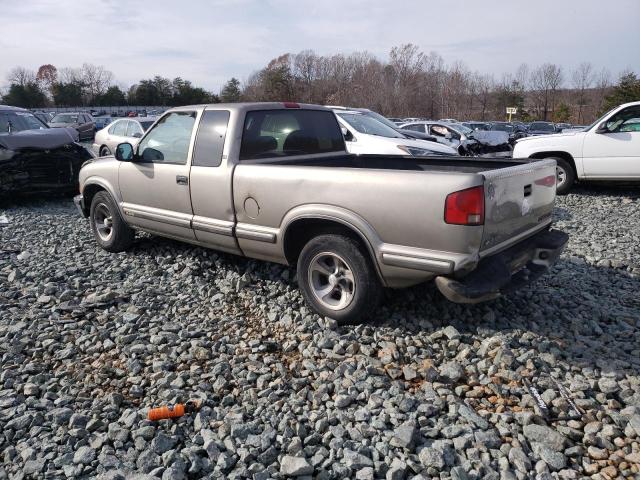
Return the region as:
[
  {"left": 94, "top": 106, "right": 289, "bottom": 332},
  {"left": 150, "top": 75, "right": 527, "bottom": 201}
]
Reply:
[{"left": 81, "top": 176, "right": 123, "bottom": 217}]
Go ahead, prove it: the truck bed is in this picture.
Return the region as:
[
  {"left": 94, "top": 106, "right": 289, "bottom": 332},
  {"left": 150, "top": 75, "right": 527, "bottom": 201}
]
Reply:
[{"left": 255, "top": 153, "right": 531, "bottom": 173}]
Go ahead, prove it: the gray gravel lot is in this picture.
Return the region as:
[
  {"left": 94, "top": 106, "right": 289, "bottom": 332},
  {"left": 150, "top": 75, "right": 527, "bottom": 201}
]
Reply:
[{"left": 1, "top": 186, "right": 639, "bottom": 480}]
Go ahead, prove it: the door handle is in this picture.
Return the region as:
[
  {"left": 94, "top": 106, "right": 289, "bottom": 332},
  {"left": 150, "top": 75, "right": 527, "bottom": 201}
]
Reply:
[{"left": 176, "top": 175, "right": 189, "bottom": 185}]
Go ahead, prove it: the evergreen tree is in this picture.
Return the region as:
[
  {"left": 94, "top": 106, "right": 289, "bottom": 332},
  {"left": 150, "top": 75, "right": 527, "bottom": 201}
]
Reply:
[
  {"left": 220, "top": 78, "right": 242, "bottom": 102},
  {"left": 601, "top": 72, "right": 640, "bottom": 112},
  {"left": 2, "top": 82, "right": 47, "bottom": 108},
  {"left": 553, "top": 102, "right": 571, "bottom": 123},
  {"left": 96, "top": 86, "right": 127, "bottom": 106}
]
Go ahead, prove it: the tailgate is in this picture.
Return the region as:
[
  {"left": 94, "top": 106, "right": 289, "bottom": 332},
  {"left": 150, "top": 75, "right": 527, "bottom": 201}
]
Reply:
[{"left": 480, "top": 159, "right": 557, "bottom": 254}]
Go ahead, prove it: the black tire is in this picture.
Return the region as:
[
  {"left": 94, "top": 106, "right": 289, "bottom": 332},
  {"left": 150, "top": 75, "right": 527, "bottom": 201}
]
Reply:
[
  {"left": 547, "top": 156, "right": 575, "bottom": 195},
  {"left": 297, "top": 234, "right": 382, "bottom": 324},
  {"left": 89, "top": 191, "right": 135, "bottom": 252},
  {"left": 99, "top": 146, "right": 111, "bottom": 157}
]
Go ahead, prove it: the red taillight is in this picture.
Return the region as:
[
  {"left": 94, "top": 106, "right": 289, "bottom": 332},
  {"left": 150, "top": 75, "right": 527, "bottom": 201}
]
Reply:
[
  {"left": 535, "top": 175, "right": 556, "bottom": 187},
  {"left": 283, "top": 102, "right": 301, "bottom": 108},
  {"left": 444, "top": 186, "right": 484, "bottom": 225}
]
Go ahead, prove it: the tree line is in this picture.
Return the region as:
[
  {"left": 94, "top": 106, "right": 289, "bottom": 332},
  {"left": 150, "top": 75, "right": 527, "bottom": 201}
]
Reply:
[
  {"left": 1, "top": 63, "right": 234, "bottom": 109},
  {"left": 241, "top": 45, "right": 639, "bottom": 123},
  {"left": 2, "top": 45, "right": 639, "bottom": 123}
]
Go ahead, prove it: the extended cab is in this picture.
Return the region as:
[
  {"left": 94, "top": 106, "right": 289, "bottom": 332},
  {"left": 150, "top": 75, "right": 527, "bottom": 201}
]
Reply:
[
  {"left": 513, "top": 101, "right": 640, "bottom": 193},
  {"left": 75, "top": 102, "right": 568, "bottom": 323}
]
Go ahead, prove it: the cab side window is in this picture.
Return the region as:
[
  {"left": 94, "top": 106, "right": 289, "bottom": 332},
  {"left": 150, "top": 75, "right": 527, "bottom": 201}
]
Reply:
[
  {"left": 137, "top": 111, "right": 197, "bottom": 164},
  {"left": 605, "top": 106, "right": 640, "bottom": 132},
  {"left": 192, "top": 110, "right": 230, "bottom": 167},
  {"left": 240, "top": 110, "right": 344, "bottom": 160}
]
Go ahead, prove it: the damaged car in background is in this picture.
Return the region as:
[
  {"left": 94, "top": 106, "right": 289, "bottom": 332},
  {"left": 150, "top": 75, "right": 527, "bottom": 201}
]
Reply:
[
  {"left": 400, "top": 120, "right": 513, "bottom": 157},
  {"left": 0, "top": 105, "right": 93, "bottom": 195}
]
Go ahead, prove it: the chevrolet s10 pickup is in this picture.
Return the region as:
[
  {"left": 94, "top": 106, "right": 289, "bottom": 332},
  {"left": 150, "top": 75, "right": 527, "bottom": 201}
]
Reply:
[{"left": 74, "top": 102, "right": 568, "bottom": 323}]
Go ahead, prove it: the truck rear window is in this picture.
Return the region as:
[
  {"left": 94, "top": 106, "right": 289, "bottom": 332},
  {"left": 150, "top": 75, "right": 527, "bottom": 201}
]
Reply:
[{"left": 239, "top": 109, "right": 344, "bottom": 160}]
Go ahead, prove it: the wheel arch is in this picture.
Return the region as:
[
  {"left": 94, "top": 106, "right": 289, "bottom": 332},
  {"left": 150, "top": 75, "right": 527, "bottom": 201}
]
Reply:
[
  {"left": 529, "top": 151, "right": 577, "bottom": 176},
  {"left": 281, "top": 209, "right": 386, "bottom": 286},
  {"left": 81, "top": 178, "right": 120, "bottom": 216}
]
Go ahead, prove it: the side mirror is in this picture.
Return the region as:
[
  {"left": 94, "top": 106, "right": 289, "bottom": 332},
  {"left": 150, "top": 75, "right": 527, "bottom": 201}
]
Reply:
[
  {"left": 115, "top": 142, "right": 134, "bottom": 161},
  {"left": 595, "top": 122, "right": 609, "bottom": 134}
]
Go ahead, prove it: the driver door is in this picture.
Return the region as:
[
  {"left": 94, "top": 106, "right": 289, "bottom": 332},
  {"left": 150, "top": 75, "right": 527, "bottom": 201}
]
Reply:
[
  {"left": 582, "top": 105, "right": 640, "bottom": 178},
  {"left": 118, "top": 110, "right": 199, "bottom": 240}
]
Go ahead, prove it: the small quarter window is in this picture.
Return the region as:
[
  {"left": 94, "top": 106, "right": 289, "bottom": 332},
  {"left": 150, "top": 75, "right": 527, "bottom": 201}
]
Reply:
[{"left": 192, "top": 110, "right": 230, "bottom": 167}]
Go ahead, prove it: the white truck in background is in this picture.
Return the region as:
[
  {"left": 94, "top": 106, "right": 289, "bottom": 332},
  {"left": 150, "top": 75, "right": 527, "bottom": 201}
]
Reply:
[{"left": 513, "top": 101, "right": 640, "bottom": 194}]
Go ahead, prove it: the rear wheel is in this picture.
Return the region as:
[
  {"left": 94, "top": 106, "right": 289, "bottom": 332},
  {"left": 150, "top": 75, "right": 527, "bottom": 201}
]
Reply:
[
  {"left": 90, "top": 191, "right": 135, "bottom": 252},
  {"left": 297, "top": 234, "right": 381, "bottom": 324},
  {"left": 546, "top": 156, "right": 575, "bottom": 195},
  {"left": 99, "top": 146, "right": 111, "bottom": 157}
]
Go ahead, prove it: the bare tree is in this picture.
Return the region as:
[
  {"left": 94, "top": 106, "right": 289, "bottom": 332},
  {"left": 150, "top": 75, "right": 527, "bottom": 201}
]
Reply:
[
  {"left": 594, "top": 67, "right": 612, "bottom": 113},
  {"left": 81, "top": 63, "right": 114, "bottom": 103},
  {"left": 58, "top": 67, "right": 84, "bottom": 84},
  {"left": 7, "top": 67, "right": 36, "bottom": 86},
  {"left": 514, "top": 63, "right": 529, "bottom": 91},
  {"left": 571, "top": 62, "right": 594, "bottom": 123},
  {"left": 473, "top": 73, "right": 494, "bottom": 120},
  {"left": 530, "top": 63, "right": 563, "bottom": 120}
]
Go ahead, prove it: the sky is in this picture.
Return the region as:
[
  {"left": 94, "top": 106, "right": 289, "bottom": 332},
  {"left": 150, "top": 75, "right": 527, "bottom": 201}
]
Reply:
[{"left": 1, "top": 0, "right": 639, "bottom": 93}]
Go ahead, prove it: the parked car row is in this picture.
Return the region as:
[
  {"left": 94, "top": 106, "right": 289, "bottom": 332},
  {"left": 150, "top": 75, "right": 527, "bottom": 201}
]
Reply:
[
  {"left": 26, "top": 108, "right": 169, "bottom": 142},
  {"left": 392, "top": 116, "right": 584, "bottom": 134}
]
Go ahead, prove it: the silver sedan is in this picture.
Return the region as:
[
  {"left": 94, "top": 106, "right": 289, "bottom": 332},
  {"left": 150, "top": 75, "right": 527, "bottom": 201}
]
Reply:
[{"left": 93, "top": 117, "right": 157, "bottom": 157}]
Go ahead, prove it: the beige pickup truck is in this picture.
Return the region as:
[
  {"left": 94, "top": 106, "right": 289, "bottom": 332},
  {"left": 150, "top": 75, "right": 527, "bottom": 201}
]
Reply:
[{"left": 74, "top": 102, "right": 568, "bottom": 323}]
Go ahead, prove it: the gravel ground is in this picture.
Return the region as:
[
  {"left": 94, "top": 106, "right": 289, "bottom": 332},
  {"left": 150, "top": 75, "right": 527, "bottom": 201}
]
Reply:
[{"left": 1, "top": 185, "right": 639, "bottom": 480}]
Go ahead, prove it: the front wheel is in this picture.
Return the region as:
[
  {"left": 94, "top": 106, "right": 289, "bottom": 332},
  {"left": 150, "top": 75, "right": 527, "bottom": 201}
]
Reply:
[
  {"left": 546, "top": 156, "right": 575, "bottom": 195},
  {"left": 297, "top": 234, "right": 382, "bottom": 324},
  {"left": 90, "top": 191, "right": 135, "bottom": 252}
]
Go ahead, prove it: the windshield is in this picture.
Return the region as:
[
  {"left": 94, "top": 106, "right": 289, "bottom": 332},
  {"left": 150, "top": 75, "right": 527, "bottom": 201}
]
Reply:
[
  {"left": 450, "top": 123, "right": 473, "bottom": 135},
  {"left": 490, "top": 123, "right": 514, "bottom": 133},
  {"left": 338, "top": 113, "right": 404, "bottom": 138},
  {"left": 361, "top": 110, "right": 402, "bottom": 130},
  {"left": 530, "top": 122, "right": 555, "bottom": 132},
  {"left": 52, "top": 114, "right": 79, "bottom": 123},
  {"left": 0, "top": 111, "right": 48, "bottom": 133},
  {"left": 584, "top": 107, "right": 617, "bottom": 131}
]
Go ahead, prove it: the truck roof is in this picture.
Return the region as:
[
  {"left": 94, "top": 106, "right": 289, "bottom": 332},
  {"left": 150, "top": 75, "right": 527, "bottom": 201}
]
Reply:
[{"left": 169, "top": 102, "right": 332, "bottom": 113}]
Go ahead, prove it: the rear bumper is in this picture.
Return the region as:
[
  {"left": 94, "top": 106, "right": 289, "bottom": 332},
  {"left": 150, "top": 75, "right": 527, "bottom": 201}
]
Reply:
[
  {"left": 74, "top": 194, "right": 88, "bottom": 217},
  {"left": 435, "top": 228, "right": 568, "bottom": 303}
]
